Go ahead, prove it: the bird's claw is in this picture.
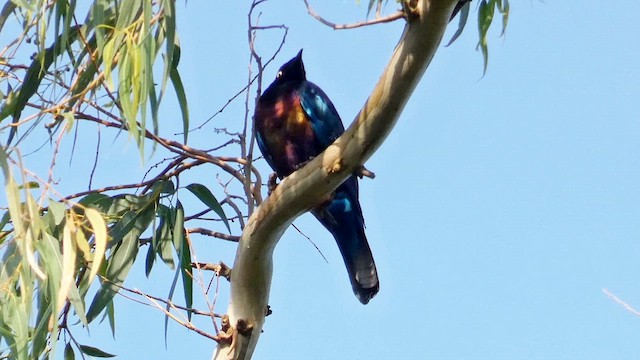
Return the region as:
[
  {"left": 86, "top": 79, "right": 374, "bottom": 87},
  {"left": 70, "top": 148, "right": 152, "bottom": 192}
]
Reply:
[
  {"left": 268, "top": 173, "right": 279, "bottom": 195},
  {"left": 356, "top": 165, "right": 375, "bottom": 179},
  {"left": 294, "top": 156, "right": 315, "bottom": 171}
]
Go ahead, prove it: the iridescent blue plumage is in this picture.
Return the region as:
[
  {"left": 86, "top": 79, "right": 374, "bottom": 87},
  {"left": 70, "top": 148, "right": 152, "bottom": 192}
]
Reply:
[{"left": 254, "top": 50, "right": 379, "bottom": 304}]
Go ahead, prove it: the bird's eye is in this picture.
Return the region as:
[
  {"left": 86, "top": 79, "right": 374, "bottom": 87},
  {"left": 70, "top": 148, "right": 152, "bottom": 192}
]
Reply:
[{"left": 276, "top": 70, "right": 283, "bottom": 79}]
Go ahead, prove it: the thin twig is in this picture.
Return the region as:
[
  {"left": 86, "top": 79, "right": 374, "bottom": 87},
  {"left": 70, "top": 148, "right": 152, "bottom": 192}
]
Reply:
[
  {"left": 603, "top": 288, "right": 640, "bottom": 317},
  {"left": 187, "top": 228, "right": 240, "bottom": 242},
  {"left": 64, "top": 159, "right": 204, "bottom": 200},
  {"left": 303, "top": 0, "right": 404, "bottom": 30},
  {"left": 88, "top": 124, "right": 101, "bottom": 190}
]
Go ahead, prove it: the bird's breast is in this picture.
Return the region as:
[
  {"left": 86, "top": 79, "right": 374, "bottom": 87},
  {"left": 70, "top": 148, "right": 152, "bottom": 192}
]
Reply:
[
  {"left": 263, "top": 93, "right": 312, "bottom": 136},
  {"left": 256, "top": 91, "right": 317, "bottom": 175}
]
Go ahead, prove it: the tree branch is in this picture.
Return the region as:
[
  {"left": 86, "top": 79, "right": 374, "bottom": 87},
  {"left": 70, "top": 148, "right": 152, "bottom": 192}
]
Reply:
[
  {"left": 303, "top": 0, "right": 404, "bottom": 30},
  {"left": 214, "top": 1, "right": 459, "bottom": 358}
]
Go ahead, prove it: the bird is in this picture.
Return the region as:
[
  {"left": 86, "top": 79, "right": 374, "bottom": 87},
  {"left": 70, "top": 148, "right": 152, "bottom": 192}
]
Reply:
[{"left": 254, "top": 50, "right": 379, "bottom": 304}]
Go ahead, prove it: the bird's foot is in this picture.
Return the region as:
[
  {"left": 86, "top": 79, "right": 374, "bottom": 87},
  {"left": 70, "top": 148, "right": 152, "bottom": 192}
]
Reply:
[
  {"left": 267, "top": 173, "right": 279, "bottom": 195},
  {"left": 294, "top": 156, "right": 315, "bottom": 171},
  {"left": 356, "top": 165, "right": 376, "bottom": 179}
]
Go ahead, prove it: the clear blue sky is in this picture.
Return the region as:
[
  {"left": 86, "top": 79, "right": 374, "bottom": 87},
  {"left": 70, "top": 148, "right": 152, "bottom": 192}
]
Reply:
[{"left": 7, "top": 0, "right": 640, "bottom": 359}]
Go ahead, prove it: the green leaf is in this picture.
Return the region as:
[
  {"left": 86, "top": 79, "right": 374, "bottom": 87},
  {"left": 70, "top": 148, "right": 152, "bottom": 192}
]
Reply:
[
  {"left": 158, "top": 0, "right": 176, "bottom": 101},
  {"left": 104, "top": 196, "right": 135, "bottom": 216},
  {"left": 160, "top": 179, "right": 175, "bottom": 194},
  {"left": 145, "top": 235, "right": 156, "bottom": 277},
  {"left": 0, "top": 210, "right": 11, "bottom": 233},
  {"left": 105, "top": 231, "right": 140, "bottom": 291},
  {"left": 107, "top": 210, "right": 138, "bottom": 247},
  {"left": 446, "top": 0, "right": 471, "bottom": 47},
  {"left": 77, "top": 193, "right": 111, "bottom": 208},
  {"left": 67, "top": 282, "right": 88, "bottom": 326},
  {"left": 79, "top": 345, "right": 116, "bottom": 358},
  {"left": 186, "top": 183, "right": 231, "bottom": 233},
  {"left": 31, "top": 315, "right": 50, "bottom": 357},
  {"left": 142, "top": 0, "right": 156, "bottom": 140},
  {"left": 169, "top": 44, "right": 189, "bottom": 144},
  {"left": 0, "top": 88, "right": 16, "bottom": 123},
  {"left": 173, "top": 202, "right": 192, "bottom": 319},
  {"left": 4, "top": 25, "right": 81, "bottom": 137},
  {"left": 118, "top": 46, "right": 142, "bottom": 154},
  {"left": 85, "top": 205, "right": 153, "bottom": 323},
  {"left": 366, "top": 0, "right": 387, "bottom": 18},
  {"left": 106, "top": 301, "right": 116, "bottom": 338},
  {"left": 17, "top": 181, "right": 39, "bottom": 189},
  {"left": 0, "top": 1, "right": 17, "bottom": 33},
  {"left": 146, "top": 202, "right": 174, "bottom": 275},
  {"left": 85, "top": 230, "right": 138, "bottom": 323},
  {"left": 53, "top": 0, "right": 75, "bottom": 56},
  {"left": 476, "top": 0, "right": 495, "bottom": 75},
  {"left": 172, "top": 202, "right": 184, "bottom": 252},
  {"left": 2, "top": 296, "right": 29, "bottom": 360},
  {"left": 154, "top": 204, "right": 175, "bottom": 270},
  {"left": 107, "top": 193, "right": 159, "bottom": 247},
  {"left": 30, "top": 231, "right": 60, "bottom": 359},
  {"left": 164, "top": 202, "right": 185, "bottom": 343},
  {"left": 180, "top": 235, "right": 192, "bottom": 320},
  {"left": 58, "top": 222, "right": 78, "bottom": 315},
  {"left": 64, "top": 343, "right": 75, "bottom": 360},
  {"left": 499, "top": 0, "right": 510, "bottom": 36},
  {"left": 115, "top": 0, "right": 142, "bottom": 31},
  {"left": 47, "top": 198, "right": 66, "bottom": 226},
  {"left": 32, "top": 282, "right": 53, "bottom": 358},
  {"left": 0, "top": 143, "right": 9, "bottom": 179}
]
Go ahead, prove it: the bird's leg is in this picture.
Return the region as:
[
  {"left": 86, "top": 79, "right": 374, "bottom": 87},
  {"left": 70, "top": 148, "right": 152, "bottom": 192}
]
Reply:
[
  {"left": 267, "top": 172, "right": 279, "bottom": 195},
  {"left": 356, "top": 165, "right": 376, "bottom": 179},
  {"left": 294, "top": 156, "right": 315, "bottom": 171}
]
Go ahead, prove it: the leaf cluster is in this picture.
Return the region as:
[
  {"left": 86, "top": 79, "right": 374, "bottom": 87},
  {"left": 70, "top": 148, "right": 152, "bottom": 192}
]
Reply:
[{"left": 0, "top": 1, "right": 246, "bottom": 359}]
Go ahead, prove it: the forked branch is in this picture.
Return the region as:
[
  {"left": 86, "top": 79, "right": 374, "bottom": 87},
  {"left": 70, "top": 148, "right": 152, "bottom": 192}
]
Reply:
[{"left": 214, "top": 0, "right": 460, "bottom": 359}]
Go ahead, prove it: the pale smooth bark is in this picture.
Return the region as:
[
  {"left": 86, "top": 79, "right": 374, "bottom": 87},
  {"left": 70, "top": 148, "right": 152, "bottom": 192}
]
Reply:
[{"left": 214, "top": 1, "right": 458, "bottom": 358}]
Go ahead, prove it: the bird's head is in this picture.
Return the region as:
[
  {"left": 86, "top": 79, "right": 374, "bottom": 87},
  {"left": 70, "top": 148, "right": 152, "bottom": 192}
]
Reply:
[{"left": 274, "top": 49, "right": 306, "bottom": 83}]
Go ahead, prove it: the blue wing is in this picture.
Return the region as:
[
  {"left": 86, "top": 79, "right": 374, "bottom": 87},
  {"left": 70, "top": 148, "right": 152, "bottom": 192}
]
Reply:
[{"left": 299, "top": 81, "right": 345, "bottom": 148}]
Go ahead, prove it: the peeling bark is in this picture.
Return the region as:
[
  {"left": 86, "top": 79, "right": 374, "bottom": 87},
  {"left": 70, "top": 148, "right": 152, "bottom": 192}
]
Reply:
[{"left": 214, "top": 1, "right": 458, "bottom": 358}]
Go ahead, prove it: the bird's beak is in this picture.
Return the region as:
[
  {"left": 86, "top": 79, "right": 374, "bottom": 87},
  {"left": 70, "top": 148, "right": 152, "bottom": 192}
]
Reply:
[{"left": 296, "top": 49, "right": 303, "bottom": 60}]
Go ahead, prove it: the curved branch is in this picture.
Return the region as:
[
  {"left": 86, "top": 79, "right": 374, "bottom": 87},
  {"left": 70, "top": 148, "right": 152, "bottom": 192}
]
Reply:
[
  {"left": 303, "top": 0, "right": 404, "bottom": 30},
  {"left": 215, "top": 0, "right": 459, "bottom": 359}
]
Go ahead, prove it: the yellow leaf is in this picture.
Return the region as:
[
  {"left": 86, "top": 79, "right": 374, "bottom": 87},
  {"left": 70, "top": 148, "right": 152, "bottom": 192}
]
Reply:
[
  {"left": 58, "top": 221, "right": 76, "bottom": 313},
  {"left": 85, "top": 208, "right": 107, "bottom": 285}
]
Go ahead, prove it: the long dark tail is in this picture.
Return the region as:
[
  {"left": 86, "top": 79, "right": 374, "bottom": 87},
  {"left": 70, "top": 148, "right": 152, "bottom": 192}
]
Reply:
[{"left": 313, "top": 177, "right": 379, "bottom": 304}]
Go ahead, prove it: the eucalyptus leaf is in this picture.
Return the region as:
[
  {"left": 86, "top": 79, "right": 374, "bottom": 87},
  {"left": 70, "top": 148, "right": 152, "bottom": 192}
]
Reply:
[
  {"left": 186, "top": 183, "right": 231, "bottom": 232},
  {"left": 79, "top": 345, "right": 116, "bottom": 358}
]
